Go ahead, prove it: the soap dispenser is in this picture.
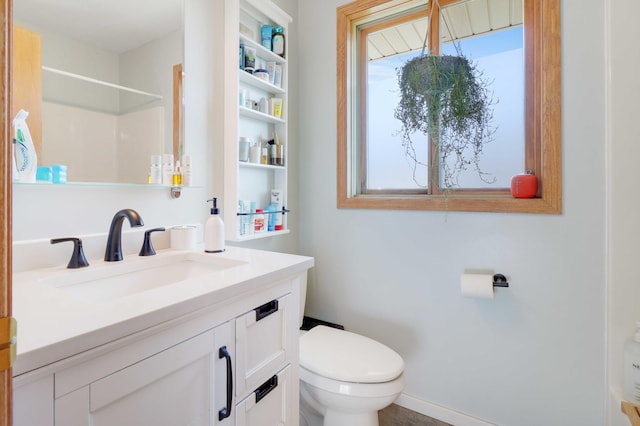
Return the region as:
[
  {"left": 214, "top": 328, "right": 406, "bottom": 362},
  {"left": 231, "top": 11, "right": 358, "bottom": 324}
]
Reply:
[
  {"left": 624, "top": 321, "right": 640, "bottom": 403},
  {"left": 205, "top": 197, "right": 225, "bottom": 253}
]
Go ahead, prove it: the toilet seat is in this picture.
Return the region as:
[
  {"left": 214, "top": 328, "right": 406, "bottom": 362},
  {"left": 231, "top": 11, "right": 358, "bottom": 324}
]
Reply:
[
  {"left": 300, "top": 365, "right": 406, "bottom": 399},
  {"left": 299, "top": 325, "right": 404, "bottom": 384}
]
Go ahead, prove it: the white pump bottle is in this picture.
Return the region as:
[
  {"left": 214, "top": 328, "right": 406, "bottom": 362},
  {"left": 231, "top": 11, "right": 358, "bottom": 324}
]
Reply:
[
  {"left": 204, "top": 197, "right": 225, "bottom": 253},
  {"left": 624, "top": 321, "right": 640, "bottom": 403}
]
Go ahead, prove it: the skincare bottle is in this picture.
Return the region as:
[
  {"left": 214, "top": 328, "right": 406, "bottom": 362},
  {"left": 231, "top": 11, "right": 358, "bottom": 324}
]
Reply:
[
  {"left": 624, "top": 321, "right": 640, "bottom": 403},
  {"left": 205, "top": 198, "right": 225, "bottom": 253},
  {"left": 181, "top": 155, "right": 192, "bottom": 186},
  {"left": 272, "top": 26, "right": 285, "bottom": 57},
  {"left": 271, "top": 189, "right": 283, "bottom": 230},
  {"left": 162, "top": 154, "right": 174, "bottom": 186},
  {"left": 149, "top": 155, "right": 162, "bottom": 184},
  {"left": 254, "top": 209, "right": 265, "bottom": 233},
  {"left": 266, "top": 204, "right": 276, "bottom": 232},
  {"left": 172, "top": 161, "right": 182, "bottom": 186}
]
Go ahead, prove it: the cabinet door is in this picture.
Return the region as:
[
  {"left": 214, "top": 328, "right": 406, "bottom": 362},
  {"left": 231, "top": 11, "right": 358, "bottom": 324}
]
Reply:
[
  {"left": 235, "top": 365, "right": 291, "bottom": 426},
  {"left": 13, "top": 374, "right": 54, "bottom": 426},
  {"left": 55, "top": 322, "right": 235, "bottom": 426},
  {"left": 236, "top": 294, "right": 292, "bottom": 396}
]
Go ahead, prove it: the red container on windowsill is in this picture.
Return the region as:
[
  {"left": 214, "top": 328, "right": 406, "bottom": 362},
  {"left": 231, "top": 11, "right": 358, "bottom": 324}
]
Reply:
[{"left": 510, "top": 170, "right": 538, "bottom": 198}]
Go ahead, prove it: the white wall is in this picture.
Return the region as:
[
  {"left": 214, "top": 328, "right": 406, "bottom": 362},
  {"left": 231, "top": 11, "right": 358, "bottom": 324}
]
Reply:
[
  {"left": 607, "top": 0, "right": 640, "bottom": 424},
  {"left": 119, "top": 30, "right": 182, "bottom": 156},
  {"left": 41, "top": 102, "right": 163, "bottom": 184},
  {"left": 298, "top": 1, "right": 606, "bottom": 425}
]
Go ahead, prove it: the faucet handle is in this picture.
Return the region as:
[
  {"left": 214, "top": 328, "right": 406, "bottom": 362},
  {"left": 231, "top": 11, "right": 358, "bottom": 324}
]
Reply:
[
  {"left": 139, "top": 227, "right": 166, "bottom": 256},
  {"left": 51, "top": 237, "right": 90, "bottom": 269}
]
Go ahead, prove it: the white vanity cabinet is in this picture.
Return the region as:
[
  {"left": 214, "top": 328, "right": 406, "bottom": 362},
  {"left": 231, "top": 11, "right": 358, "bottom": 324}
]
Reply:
[
  {"left": 235, "top": 294, "right": 297, "bottom": 425},
  {"left": 12, "top": 268, "right": 305, "bottom": 426},
  {"left": 54, "top": 321, "right": 234, "bottom": 426}
]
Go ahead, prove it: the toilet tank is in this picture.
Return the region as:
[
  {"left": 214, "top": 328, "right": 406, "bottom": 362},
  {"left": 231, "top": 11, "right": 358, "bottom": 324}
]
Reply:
[{"left": 299, "top": 272, "right": 308, "bottom": 328}]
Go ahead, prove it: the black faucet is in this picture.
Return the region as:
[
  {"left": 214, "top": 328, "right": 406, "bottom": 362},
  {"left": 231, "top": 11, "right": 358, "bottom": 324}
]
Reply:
[{"left": 104, "top": 209, "right": 144, "bottom": 262}]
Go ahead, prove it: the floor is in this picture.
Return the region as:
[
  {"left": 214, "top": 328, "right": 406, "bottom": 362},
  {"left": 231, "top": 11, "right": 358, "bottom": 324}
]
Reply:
[{"left": 378, "top": 404, "right": 452, "bottom": 426}]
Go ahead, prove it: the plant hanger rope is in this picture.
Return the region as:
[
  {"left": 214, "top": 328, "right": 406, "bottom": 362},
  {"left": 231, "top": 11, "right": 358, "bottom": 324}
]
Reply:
[{"left": 420, "top": 0, "right": 462, "bottom": 58}]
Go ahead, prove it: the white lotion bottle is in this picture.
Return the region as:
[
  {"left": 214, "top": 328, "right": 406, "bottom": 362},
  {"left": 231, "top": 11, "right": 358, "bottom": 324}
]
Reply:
[
  {"left": 205, "top": 197, "right": 225, "bottom": 253},
  {"left": 624, "top": 321, "right": 640, "bottom": 403}
]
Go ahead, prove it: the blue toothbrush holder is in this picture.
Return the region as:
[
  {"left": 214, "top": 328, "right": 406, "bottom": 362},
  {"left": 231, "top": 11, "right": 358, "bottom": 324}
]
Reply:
[
  {"left": 52, "top": 164, "right": 67, "bottom": 184},
  {"left": 36, "top": 166, "right": 52, "bottom": 182}
]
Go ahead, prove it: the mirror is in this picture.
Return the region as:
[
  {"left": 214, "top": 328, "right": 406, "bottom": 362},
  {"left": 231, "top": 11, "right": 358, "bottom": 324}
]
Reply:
[{"left": 13, "top": 0, "right": 184, "bottom": 185}]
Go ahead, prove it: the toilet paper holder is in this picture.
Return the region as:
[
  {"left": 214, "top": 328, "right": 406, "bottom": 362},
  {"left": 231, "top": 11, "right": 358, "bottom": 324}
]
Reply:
[{"left": 492, "top": 274, "right": 509, "bottom": 288}]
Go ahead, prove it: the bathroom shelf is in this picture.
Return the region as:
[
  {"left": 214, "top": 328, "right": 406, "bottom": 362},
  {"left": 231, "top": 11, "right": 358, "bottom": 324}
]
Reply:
[
  {"left": 238, "top": 162, "right": 285, "bottom": 170},
  {"left": 239, "top": 70, "right": 285, "bottom": 94},
  {"left": 239, "top": 33, "right": 286, "bottom": 65},
  {"left": 223, "top": 0, "right": 292, "bottom": 242},
  {"left": 239, "top": 105, "right": 285, "bottom": 124},
  {"left": 232, "top": 229, "right": 290, "bottom": 242},
  {"left": 42, "top": 66, "right": 163, "bottom": 100}
]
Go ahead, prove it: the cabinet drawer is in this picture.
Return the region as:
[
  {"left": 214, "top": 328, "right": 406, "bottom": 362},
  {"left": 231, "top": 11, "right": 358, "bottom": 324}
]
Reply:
[
  {"left": 235, "top": 294, "right": 292, "bottom": 396},
  {"left": 235, "top": 365, "right": 291, "bottom": 426}
]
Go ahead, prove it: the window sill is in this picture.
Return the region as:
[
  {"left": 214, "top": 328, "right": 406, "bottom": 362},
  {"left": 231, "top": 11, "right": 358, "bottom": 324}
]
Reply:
[{"left": 338, "top": 192, "right": 561, "bottom": 214}]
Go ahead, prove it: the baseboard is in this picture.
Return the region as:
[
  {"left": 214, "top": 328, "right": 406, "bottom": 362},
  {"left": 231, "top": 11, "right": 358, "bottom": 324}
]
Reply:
[{"left": 395, "top": 393, "right": 496, "bottom": 426}]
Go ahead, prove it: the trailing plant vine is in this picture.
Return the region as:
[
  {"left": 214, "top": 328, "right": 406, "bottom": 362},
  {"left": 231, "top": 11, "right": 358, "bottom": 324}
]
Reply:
[{"left": 394, "top": 0, "right": 497, "bottom": 191}]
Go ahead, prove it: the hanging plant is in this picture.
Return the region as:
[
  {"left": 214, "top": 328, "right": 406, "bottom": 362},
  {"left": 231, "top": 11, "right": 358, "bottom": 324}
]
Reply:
[{"left": 394, "top": 1, "right": 497, "bottom": 191}]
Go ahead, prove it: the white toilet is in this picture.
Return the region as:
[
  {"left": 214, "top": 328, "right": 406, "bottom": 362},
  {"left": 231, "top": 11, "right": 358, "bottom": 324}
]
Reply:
[{"left": 298, "top": 282, "right": 405, "bottom": 426}]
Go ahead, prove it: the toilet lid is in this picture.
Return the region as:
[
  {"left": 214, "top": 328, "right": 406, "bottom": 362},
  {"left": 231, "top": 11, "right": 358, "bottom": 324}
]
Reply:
[{"left": 299, "top": 325, "right": 404, "bottom": 383}]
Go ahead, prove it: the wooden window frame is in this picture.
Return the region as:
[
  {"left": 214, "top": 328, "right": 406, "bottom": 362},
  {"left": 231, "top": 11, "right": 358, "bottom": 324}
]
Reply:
[{"left": 337, "top": 0, "right": 561, "bottom": 214}]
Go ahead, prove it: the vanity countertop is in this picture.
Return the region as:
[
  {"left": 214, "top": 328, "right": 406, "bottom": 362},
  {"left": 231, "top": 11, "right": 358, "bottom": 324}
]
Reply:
[{"left": 12, "top": 245, "right": 314, "bottom": 376}]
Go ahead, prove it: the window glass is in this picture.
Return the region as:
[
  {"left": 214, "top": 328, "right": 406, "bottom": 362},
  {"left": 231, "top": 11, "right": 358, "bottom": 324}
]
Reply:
[
  {"left": 364, "top": 12, "right": 524, "bottom": 192},
  {"left": 440, "top": 26, "right": 524, "bottom": 188}
]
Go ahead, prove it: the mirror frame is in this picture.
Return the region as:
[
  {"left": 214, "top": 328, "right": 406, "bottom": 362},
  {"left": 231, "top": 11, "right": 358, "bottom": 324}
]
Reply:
[{"left": 1, "top": 0, "right": 13, "bottom": 423}]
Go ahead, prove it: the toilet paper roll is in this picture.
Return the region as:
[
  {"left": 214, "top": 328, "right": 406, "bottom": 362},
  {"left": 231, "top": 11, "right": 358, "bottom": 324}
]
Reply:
[
  {"left": 170, "top": 226, "right": 197, "bottom": 250},
  {"left": 460, "top": 273, "right": 494, "bottom": 299}
]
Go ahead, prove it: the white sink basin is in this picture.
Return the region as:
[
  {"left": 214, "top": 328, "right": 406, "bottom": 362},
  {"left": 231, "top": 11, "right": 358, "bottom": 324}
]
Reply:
[{"left": 43, "top": 252, "right": 246, "bottom": 303}]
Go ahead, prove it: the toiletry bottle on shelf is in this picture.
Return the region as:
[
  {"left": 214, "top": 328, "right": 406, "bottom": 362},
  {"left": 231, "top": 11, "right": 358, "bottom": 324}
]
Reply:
[
  {"left": 12, "top": 109, "right": 38, "bottom": 183},
  {"left": 254, "top": 209, "right": 265, "bottom": 233},
  {"left": 181, "top": 155, "right": 192, "bottom": 186},
  {"left": 271, "top": 189, "right": 283, "bottom": 230},
  {"left": 148, "top": 155, "right": 162, "bottom": 184},
  {"left": 272, "top": 26, "right": 285, "bottom": 57},
  {"left": 624, "top": 321, "right": 640, "bottom": 403},
  {"left": 266, "top": 204, "right": 276, "bottom": 232},
  {"left": 205, "top": 198, "right": 225, "bottom": 253},
  {"left": 162, "top": 154, "right": 174, "bottom": 186},
  {"left": 172, "top": 161, "right": 182, "bottom": 186}
]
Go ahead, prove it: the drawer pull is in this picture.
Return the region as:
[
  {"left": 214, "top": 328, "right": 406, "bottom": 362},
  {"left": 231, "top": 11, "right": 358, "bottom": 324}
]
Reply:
[
  {"left": 255, "top": 299, "right": 279, "bottom": 321},
  {"left": 218, "top": 346, "right": 233, "bottom": 421},
  {"left": 255, "top": 375, "right": 278, "bottom": 403}
]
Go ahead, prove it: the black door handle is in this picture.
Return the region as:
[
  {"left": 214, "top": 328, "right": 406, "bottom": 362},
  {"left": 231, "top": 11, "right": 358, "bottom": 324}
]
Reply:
[
  {"left": 255, "top": 375, "right": 278, "bottom": 403},
  {"left": 218, "top": 346, "right": 233, "bottom": 421},
  {"left": 255, "top": 299, "right": 279, "bottom": 321}
]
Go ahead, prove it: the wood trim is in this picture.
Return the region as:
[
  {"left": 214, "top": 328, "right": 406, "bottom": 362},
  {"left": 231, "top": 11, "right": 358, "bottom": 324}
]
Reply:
[
  {"left": 337, "top": 0, "right": 562, "bottom": 213},
  {"left": 173, "top": 63, "right": 183, "bottom": 161},
  {"left": 336, "top": 4, "right": 349, "bottom": 204},
  {"left": 0, "top": 0, "right": 11, "bottom": 424},
  {"left": 622, "top": 401, "right": 640, "bottom": 426},
  {"left": 11, "top": 25, "right": 41, "bottom": 158}
]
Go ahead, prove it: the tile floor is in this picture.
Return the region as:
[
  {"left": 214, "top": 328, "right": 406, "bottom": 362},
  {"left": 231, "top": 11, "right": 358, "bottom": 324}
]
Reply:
[{"left": 378, "top": 404, "right": 452, "bottom": 426}]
